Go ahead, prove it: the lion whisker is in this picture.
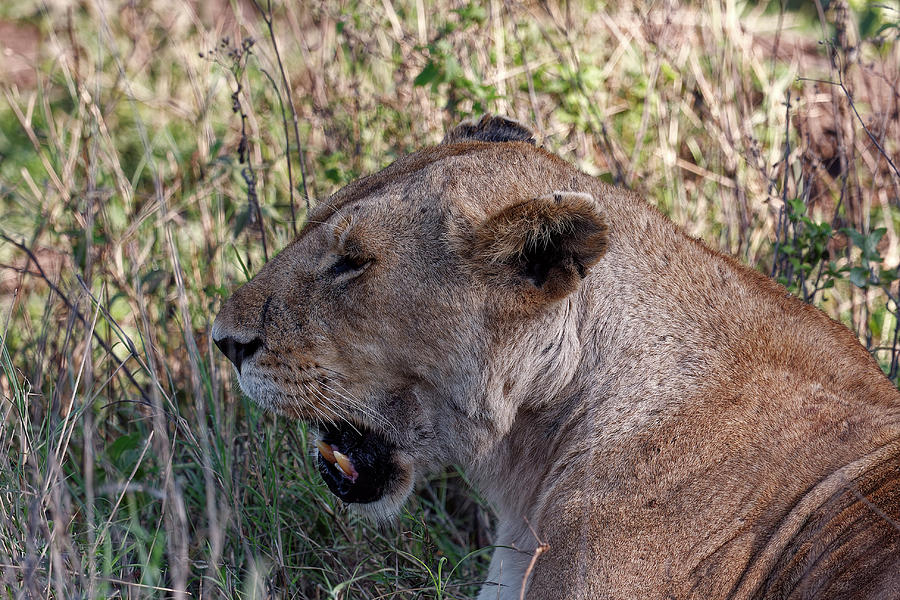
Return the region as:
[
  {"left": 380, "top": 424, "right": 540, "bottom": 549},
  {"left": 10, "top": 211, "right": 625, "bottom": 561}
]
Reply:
[
  {"left": 297, "top": 381, "right": 339, "bottom": 430},
  {"left": 318, "top": 379, "right": 386, "bottom": 421},
  {"left": 318, "top": 380, "right": 397, "bottom": 435},
  {"left": 308, "top": 387, "right": 365, "bottom": 437},
  {"left": 313, "top": 367, "right": 397, "bottom": 430},
  {"left": 302, "top": 381, "right": 356, "bottom": 429}
]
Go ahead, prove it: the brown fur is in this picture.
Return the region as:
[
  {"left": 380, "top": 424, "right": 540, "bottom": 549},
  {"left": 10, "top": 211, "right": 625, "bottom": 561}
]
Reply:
[
  {"left": 213, "top": 118, "right": 900, "bottom": 599},
  {"left": 464, "top": 192, "right": 608, "bottom": 303}
]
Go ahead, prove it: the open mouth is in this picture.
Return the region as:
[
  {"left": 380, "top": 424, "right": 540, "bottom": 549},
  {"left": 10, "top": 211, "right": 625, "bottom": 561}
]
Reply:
[{"left": 316, "top": 421, "right": 398, "bottom": 504}]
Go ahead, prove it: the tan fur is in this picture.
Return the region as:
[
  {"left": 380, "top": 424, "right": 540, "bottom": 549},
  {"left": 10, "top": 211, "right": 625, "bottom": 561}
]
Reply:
[{"left": 213, "top": 120, "right": 900, "bottom": 599}]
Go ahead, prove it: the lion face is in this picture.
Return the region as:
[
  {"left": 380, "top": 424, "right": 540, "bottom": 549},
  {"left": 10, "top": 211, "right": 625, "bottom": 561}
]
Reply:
[{"left": 212, "top": 117, "right": 607, "bottom": 518}]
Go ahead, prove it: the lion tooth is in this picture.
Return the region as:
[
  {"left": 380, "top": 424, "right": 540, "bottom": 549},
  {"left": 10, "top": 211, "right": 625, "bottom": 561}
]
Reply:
[
  {"left": 332, "top": 450, "right": 358, "bottom": 481},
  {"left": 317, "top": 440, "right": 336, "bottom": 463}
]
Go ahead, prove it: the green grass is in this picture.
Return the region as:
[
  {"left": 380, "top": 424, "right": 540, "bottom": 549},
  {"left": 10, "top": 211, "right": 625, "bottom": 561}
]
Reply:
[{"left": 0, "top": 0, "right": 898, "bottom": 597}]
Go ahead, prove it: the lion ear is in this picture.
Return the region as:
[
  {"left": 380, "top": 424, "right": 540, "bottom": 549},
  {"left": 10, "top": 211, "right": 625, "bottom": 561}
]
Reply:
[
  {"left": 442, "top": 115, "right": 536, "bottom": 145},
  {"left": 468, "top": 192, "right": 608, "bottom": 301}
]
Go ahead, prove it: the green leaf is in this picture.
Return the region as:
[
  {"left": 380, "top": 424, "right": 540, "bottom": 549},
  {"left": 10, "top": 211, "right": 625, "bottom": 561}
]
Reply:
[
  {"left": 844, "top": 227, "right": 866, "bottom": 250},
  {"left": 108, "top": 432, "right": 144, "bottom": 474},
  {"left": 863, "top": 228, "right": 886, "bottom": 259},
  {"left": 324, "top": 167, "right": 342, "bottom": 184},
  {"left": 442, "top": 54, "right": 462, "bottom": 83},
  {"left": 827, "top": 261, "right": 848, "bottom": 275},
  {"left": 414, "top": 60, "right": 442, "bottom": 87},
  {"left": 879, "top": 269, "right": 898, "bottom": 284},
  {"left": 233, "top": 207, "right": 250, "bottom": 237},
  {"left": 787, "top": 197, "right": 806, "bottom": 217},
  {"left": 141, "top": 269, "right": 169, "bottom": 295},
  {"left": 849, "top": 266, "right": 870, "bottom": 288},
  {"left": 869, "top": 311, "right": 884, "bottom": 340},
  {"left": 108, "top": 433, "right": 141, "bottom": 461},
  {"left": 204, "top": 283, "right": 228, "bottom": 299},
  {"left": 453, "top": 4, "right": 487, "bottom": 24}
]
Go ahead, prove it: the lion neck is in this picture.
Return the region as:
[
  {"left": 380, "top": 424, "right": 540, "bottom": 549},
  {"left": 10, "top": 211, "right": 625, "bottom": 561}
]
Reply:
[{"left": 462, "top": 204, "right": 734, "bottom": 522}]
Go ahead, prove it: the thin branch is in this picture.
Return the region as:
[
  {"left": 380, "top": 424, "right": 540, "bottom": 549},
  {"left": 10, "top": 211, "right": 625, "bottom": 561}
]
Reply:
[{"left": 518, "top": 542, "right": 548, "bottom": 600}]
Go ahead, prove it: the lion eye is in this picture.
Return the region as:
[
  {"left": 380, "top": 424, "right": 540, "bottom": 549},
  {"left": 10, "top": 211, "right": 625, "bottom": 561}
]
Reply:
[{"left": 331, "top": 255, "right": 371, "bottom": 278}]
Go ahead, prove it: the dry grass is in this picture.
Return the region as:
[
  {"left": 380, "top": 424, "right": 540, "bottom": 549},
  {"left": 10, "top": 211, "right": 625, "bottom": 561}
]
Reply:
[{"left": 0, "top": 0, "right": 898, "bottom": 597}]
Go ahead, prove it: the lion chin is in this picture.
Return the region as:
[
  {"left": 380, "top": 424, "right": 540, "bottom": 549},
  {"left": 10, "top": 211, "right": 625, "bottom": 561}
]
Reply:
[
  {"left": 213, "top": 116, "right": 900, "bottom": 600},
  {"left": 229, "top": 367, "right": 417, "bottom": 520}
]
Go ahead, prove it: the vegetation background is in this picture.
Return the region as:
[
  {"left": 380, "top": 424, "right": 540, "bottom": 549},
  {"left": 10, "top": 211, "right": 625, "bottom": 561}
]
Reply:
[{"left": 0, "top": 0, "right": 898, "bottom": 597}]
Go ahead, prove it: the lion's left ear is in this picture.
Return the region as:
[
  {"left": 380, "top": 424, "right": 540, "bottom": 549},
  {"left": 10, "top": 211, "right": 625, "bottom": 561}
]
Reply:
[{"left": 467, "top": 192, "right": 608, "bottom": 302}]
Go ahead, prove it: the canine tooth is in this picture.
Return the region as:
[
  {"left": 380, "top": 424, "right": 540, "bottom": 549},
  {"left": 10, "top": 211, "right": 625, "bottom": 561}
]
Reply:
[
  {"left": 317, "top": 440, "right": 336, "bottom": 463},
  {"left": 333, "top": 450, "right": 358, "bottom": 480}
]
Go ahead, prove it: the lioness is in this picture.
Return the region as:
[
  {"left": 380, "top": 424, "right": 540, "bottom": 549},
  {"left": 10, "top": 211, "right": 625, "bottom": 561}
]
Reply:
[{"left": 212, "top": 116, "right": 900, "bottom": 599}]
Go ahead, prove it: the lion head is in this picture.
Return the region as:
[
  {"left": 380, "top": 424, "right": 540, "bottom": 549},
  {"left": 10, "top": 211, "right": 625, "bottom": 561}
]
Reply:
[{"left": 212, "top": 116, "right": 608, "bottom": 519}]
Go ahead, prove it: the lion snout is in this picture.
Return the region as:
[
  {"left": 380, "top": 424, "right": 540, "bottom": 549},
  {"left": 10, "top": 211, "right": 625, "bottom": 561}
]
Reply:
[
  {"left": 212, "top": 332, "right": 261, "bottom": 374},
  {"left": 212, "top": 280, "right": 273, "bottom": 372}
]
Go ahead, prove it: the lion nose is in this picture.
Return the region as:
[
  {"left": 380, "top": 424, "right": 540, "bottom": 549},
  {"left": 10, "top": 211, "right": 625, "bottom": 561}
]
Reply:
[{"left": 213, "top": 335, "right": 262, "bottom": 374}]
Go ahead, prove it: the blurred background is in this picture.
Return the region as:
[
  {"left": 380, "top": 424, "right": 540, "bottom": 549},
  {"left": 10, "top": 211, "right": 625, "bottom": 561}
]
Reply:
[{"left": 0, "top": 0, "right": 898, "bottom": 597}]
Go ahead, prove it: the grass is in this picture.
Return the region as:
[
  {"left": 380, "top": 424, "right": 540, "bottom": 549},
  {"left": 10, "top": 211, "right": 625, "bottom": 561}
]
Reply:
[{"left": 0, "top": 0, "right": 898, "bottom": 597}]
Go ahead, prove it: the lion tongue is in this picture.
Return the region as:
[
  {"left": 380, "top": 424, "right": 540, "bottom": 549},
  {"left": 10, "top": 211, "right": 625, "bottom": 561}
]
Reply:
[{"left": 316, "top": 440, "right": 359, "bottom": 481}]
